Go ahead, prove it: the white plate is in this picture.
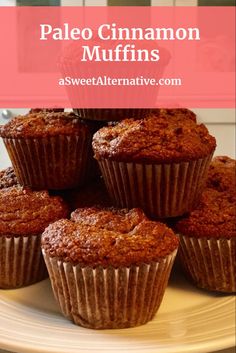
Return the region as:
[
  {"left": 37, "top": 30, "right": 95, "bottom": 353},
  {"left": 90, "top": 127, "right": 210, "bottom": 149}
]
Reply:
[{"left": 0, "top": 268, "right": 235, "bottom": 353}]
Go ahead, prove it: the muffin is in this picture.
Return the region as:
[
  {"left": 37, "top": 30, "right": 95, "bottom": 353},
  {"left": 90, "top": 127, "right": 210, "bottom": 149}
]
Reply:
[
  {"left": 42, "top": 207, "right": 179, "bottom": 329},
  {"left": 0, "top": 167, "right": 18, "bottom": 189},
  {"left": 73, "top": 108, "right": 151, "bottom": 122},
  {"left": 0, "top": 111, "right": 100, "bottom": 190},
  {"left": 155, "top": 108, "right": 197, "bottom": 122},
  {"left": 60, "top": 41, "right": 169, "bottom": 121},
  {"left": 206, "top": 156, "right": 236, "bottom": 192},
  {"left": 59, "top": 177, "right": 112, "bottom": 212},
  {"left": 175, "top": 188, "right": 236, "bottom": 293},
  {"left": 0, "top": 186, "right": 68, "bottom": 289},
  {"left": 92, "top": 111, "right": 216, "bottom": 218},
  {"left": 29, "top": 108, "right": 64, "bottom": 113}
]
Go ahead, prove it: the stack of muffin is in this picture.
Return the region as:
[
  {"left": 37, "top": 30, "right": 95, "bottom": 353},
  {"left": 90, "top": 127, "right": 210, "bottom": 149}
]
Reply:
[{"left": 0, "top": 108, "right": 235, "bottom": 330}]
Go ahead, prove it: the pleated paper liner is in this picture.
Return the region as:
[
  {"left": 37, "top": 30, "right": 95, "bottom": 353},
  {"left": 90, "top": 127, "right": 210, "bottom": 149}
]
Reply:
[
  {"left": 3, "top": 133, "right": 94, "bottom": 190},
  {"left": 60, "top": 61, "right": 159, "bottom": 122},
  {"left": 178, "top": 235, "right": 236, "bottom": 293},
  {"left": 0, "top": 235, "right": 48, "bottom": 289},
  {"left": 43, "top": 250, "right": 177, "bottom": 329},
  {"left": 73, "top": 108, "right": 151, "bottom": 121},
  {"left": 97, "top": 154, "right": 213, "bottom": 219}
]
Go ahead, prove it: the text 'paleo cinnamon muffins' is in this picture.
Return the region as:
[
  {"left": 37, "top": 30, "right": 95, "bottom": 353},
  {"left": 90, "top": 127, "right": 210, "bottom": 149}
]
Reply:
[
  {"left": 0, "top": 186, "right": 68, "bottom": 289},
  {"left": 175, "top": 188, "right": 236, "bottom": 293},
  {"left": 42, "top": 207, "right": 179, "bottom": 329},
  {"left": 93, "top": 110, "right": 216, "bottom": 218},
  {"left": 0, "top": 111, "right": 100, "bottom": 190}
]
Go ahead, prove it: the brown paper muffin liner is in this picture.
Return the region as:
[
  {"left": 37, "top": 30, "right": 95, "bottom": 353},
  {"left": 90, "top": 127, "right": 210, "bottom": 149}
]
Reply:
[
  {"left": 73, "top": 108, "right": 151, "bottom": 121},
  {"left": 43, "top": 250, "right": 177, "bottom": 329},
  {"left": 3, "top": 134, "right": 94, "bottom": 190},
  {"left": 97, "top": 154, "right": 213, "bottom": 219},
  {"left": 178, "top": 235, "right": 236, "bottom": 293},
  {"left": 0, "top": 234, "right": 48, "bottom": 289},
  {"left": 60, "top": 61, "right": 95, "bottom": 111},
  {"left": 60, "top": 62, "right": 153, "bottom": 122}
]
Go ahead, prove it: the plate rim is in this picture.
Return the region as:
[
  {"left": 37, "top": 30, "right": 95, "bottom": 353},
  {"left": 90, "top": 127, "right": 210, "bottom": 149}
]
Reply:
[{"left": 0, "top": 281, "right": 235, "bottom": 353}]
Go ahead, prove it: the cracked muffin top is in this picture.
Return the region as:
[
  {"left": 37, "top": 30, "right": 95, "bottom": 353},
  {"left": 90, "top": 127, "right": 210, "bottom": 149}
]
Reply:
[
  {"left": 0, "top": 186, "right": 68, "bottom": 236},
  {"left": 0, "top": 111, "right": 94, "bottom": 138},
  {"left": 92, "top": 112, "right": 216, "bottom": 163},
  {"left": 175, "top": 188, "right": 236, "bottom": 239},
  {"left": 41, "top": 207, "right": 179, "bottom": 267},
  {"left": 206, "top": 156, "right": 236, "bottom": 192},
  {"left": 0, "top": 167, "right": 18, "bottom": 189}
]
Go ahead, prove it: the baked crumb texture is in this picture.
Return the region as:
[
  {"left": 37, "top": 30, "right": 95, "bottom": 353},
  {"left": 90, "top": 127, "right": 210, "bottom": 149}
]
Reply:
[
  {"left": 206, "top": 155, "right": 236, "bottom": 192},
  {"left": 42, "top": 207, "right": 179, "bottom": 267},
  {"left": 93, "top": 111, "right": 216, "bottom": 163},
  {"left": 176, "top": 189, "right": 235, "bottom": 239},
  {"left": 0, "top": 186, "right": 68, "bottom": 236},
  {"left": 0, "top": 112, "right": 101, "bottom": 189},
  {"left": 42, "top": 207, "right": 178, "bottom": 328},
  {"left": 92, "top": 111, "right": 216, "bottom": 218},
  {"left": 0, "top": 112, "right": 86, "bottom": 138},
  {"left": 0, "top": 186, "right": 68, "bottom": 289},
  {"left": 0, "top": 167, "right": 18, "bottom": 189},
  {"left": 29, "top": 108, "right": 64, "bottom": 114},
  {"left": 175, "top": 156, "right": 236, "bottom": 293}
]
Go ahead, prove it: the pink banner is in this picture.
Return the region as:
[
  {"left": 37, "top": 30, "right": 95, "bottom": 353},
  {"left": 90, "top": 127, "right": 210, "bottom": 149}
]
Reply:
[{"left": 0, "top": 6, "right": 235, "bottom": 108}]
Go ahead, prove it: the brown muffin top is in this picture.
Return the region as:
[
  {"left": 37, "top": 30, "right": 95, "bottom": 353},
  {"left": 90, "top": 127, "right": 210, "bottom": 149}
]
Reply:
[
  {"left": 155, "top": 108, "right": 197, "bottom": 122},
  {"left": 206, "top": 156, "right": 236, "bottom": 192},
  {"left": 29, "top": 108, "right": 64, "bottom": 113},
  {"left": 175, "top": 188, "right": 236, "bottom": 239},
  {"left": 0, "top": 112, "right": 92, "bottom": 138},
  {"left": 0, "top": 167, "right": 18, "bottom": 189},
  {"left": 42, "top": 207, "right": 179, "bottom": 267},
  {"left": 92, "top": 113, "right": 216, "bottom": 163},
  {"left": 0, "top": 186, "right": 68, "bottom": 236}
]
